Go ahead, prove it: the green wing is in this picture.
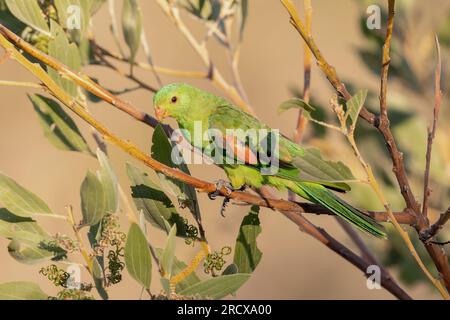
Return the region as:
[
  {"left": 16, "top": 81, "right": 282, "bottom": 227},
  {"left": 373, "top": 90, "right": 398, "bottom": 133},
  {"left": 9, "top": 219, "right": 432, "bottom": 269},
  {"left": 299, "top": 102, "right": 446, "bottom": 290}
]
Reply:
[{"left": 208, "top": 105, "right": 353, "bottom": 191}]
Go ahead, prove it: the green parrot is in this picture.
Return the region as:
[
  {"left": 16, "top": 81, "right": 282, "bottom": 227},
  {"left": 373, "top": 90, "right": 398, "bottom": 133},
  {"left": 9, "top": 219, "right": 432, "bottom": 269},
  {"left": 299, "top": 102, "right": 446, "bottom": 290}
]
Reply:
[{"left": 153, "top": 83, "right": 386, "bottom": 239}]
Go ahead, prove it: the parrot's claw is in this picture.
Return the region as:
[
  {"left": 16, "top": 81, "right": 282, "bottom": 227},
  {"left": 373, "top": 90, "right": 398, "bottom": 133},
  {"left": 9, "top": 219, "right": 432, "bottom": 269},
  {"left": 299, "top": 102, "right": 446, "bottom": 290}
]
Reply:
[
  {"left": 208, "top": 180, "right": 233, "bottom": 200},
  {"left": 208, "top": 180, "right": 234, "bottom": 217},
  {"left": 220, "top": 197, "right": 231, "bottom": 217}
]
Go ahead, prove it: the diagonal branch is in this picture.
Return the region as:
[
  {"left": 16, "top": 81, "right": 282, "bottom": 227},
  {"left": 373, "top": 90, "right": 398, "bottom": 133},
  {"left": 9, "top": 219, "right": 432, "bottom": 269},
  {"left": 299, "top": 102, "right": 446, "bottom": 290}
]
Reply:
[{"left": 420, "top": 207, "right": 450, "bottom": 243}]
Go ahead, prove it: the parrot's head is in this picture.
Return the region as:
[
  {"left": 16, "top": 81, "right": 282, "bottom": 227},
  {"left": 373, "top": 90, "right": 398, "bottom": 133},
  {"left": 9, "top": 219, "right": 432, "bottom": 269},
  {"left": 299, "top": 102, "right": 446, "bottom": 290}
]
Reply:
[
  {"left": 153, "top": 83, "right": 223, "bottom": 123},
  {"left": 153, "top": 83, "right": 196, "bottom": 122}
]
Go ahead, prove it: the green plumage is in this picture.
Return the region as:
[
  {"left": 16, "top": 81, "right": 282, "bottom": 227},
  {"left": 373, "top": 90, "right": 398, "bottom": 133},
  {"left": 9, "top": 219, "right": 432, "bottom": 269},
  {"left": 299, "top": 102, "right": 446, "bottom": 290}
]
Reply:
[{"left": 153, "top": 83, "right": 387, "bottom": 239}]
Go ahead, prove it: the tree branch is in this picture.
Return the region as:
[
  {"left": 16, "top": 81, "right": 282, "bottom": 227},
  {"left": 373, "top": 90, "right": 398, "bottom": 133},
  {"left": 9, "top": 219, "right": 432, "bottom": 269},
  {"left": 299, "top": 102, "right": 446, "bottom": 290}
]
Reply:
[{"left": 420, "top": 207, "right": 450, "bottom": 243}]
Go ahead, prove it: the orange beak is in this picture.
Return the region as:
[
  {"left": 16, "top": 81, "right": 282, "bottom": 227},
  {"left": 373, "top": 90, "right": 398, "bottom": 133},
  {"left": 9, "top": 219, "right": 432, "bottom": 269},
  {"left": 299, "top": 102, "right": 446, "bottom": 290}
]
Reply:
[{"left": 155, "top": 106, "right": 169, "bottom": 121}]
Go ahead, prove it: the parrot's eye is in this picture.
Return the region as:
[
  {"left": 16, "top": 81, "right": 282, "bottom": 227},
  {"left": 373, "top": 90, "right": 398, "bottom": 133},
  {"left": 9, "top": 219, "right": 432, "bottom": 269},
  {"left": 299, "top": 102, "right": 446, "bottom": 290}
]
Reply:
[{"left": 171, "top": 96, "right": 177, "bottom": 103}]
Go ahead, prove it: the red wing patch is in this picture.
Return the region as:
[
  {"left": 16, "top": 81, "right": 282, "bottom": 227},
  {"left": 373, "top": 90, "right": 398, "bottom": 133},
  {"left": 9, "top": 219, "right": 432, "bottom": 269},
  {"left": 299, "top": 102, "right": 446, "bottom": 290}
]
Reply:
[{"left": 224, "top": 134, "right": 258, "bottom": 164}]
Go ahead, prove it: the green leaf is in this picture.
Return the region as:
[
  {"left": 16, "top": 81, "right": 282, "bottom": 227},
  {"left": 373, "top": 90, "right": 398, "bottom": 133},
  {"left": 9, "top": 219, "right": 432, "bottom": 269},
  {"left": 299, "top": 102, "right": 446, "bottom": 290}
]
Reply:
[
  {"left": 92, "top": 257, "right": 109, "bottom": 300},
  {"left": 0, "top": 281, "right": 48, "bottom": 300},
  {"left": 0, "top": 1, "right": 27, "bottom": 35},
  {"left": 126, "top": 163, "right": 182, "bottom": 234},
  {"left": 29, "top": 94, "right": 91, "bottom": 154},
  {"left": 7, "top": 237, "right": 63, "bottom": 264},
  {"left": 151, "top": 124, "right": 201, "bottom": 222},
  {"left": 54, "top": 0, "right": 91, "bottom": 34},
  {"left": 179, "top": 0, "right": 221, "bottom": 21},
  {"left": 156, "top": 248, "right": 200, "bottom": 292},
  {"left": 48, "top": 21, "right": 82, "bottom": 97},
  {"left": 125, "top": 223, "right": 152, "bottom": 289},
  {"left": 0, "top": 209, "right": 65, "bottom": 264},
  {"left": 233, "top": 206, "right": 262, "bottom": 273},
  {"left": 122, "top": 0, "right": 142, "bottom": 65},
  {"left": 0, "top": 172, "right": 52, "bottom": 218},
  {"left": 160, "top": 224, "right": 177, "bottom": 276},
  {"left": 222, "top": 263, "right": 238, "bottom": 275},
  {"left": 345, "top": 89, "right": 368, "bottom": 127},
  {"left": 80, "top": 171, "right": 107, "bottom": 226},
  {"left": 97, "top": 149, "right": 119, "bottom": 214},
  {"left": 278, "top": 98, "right": 315, "bottom": 118},
  {"left": 0, "top": 208, "right": 47, "bottom": 239},
  {"left": 5, "top": 0, "right": 50, "bottom": 36},
  {"left": 179, "top": 274, "right": 251, "bottom": 299}
]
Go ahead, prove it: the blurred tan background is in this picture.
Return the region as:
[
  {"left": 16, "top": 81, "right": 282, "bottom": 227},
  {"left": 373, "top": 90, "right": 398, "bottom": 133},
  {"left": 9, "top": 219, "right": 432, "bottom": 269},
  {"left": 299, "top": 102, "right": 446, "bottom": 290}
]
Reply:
[{"left": 0, "top": 0, "right": 448, "bottom": 299}]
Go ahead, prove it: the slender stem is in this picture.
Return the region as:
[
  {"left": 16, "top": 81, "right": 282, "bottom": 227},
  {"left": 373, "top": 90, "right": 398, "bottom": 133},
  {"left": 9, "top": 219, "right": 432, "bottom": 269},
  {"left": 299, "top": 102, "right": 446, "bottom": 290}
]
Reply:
[
  {"left": 422, "top": 36, "right": 442, "bottom": 218},
  {"left": 420, "top": 207, "right": 450, "bottom": 242},
  {"left": 0, "top": 80, "right": 43, "bottom": 89},
  {"left": 66, "top": 205, "right": 93, "bottom": 274},
  {"left": 294, "top": 0, "right": 312, "bottom": 144}
]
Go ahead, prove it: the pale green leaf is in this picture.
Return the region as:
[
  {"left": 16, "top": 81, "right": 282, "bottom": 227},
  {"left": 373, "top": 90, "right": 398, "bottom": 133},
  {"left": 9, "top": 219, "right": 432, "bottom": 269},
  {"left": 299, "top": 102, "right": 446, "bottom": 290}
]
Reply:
[
  {"left": 80, "top": 171, "right": 107, "bottom": 226},
  {"left": 126, "top": 163, "right": 187, "bottom": 235},
  {"left": 29, "top": 94, "right": 91, "bottom": 154},
  {"left": 92, "top": 257, "right": 109, "bottom": 300},
  {"left": 179, "top": 0, "right": 221, "bottom": 21},
  {"left": 179, "top": 274, "right": 251, "bottom": 299},
  {"left": 0, "top": 282, "right": 48, "bottom": 300},
  {"left": 233, "top": 206, "right": 262, "bottom": 273},
  {"left": 97, "top": 149, "right": 119, "bottom": 214},
  {"left": 54, "top": 0, "right": 91, "bottom": 34},
  {"left": 160, "top": 224, "right": 177, "bottom": 276},
  {"left": 278, "top": 98, "right": 315, "bottom": 117},
  {"left": 0, "top": 208, "right": 47, "bottom": 239},
  {"left": 48, "top": 22, "right": 82, "bottom": 97},
  {"left": 7, "top": 238, "right": 58, "bottom": 264},
  {"left": 0, "top": 172, "right": 52, "bottom": 218},
  {"left": 125, "top": 223, "right": 152, "bottom": 289},
  {"left": 122, "top": 0, "right": 142, "bottom": 65},
  {"left": 5, "top": 0, "right": 50, "bottom": 36},
  {"left": 345, "top": 89, "right": 368, "bottom": 127}
]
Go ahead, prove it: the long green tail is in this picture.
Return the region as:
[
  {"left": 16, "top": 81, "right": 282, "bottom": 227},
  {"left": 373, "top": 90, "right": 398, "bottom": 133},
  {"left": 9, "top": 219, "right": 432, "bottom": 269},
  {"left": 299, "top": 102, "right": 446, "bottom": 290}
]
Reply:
[{"left": 292, "top": 181, "right": 387, "bottom": 239}]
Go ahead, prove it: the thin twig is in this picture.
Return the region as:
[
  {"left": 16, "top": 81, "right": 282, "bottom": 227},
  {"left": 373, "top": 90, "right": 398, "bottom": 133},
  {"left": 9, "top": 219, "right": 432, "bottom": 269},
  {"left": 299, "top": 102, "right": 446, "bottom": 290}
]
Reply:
[
  {"left": 420, "top": 207, "right": 450, "bottom": 242},
  {"left": 66, "top": 205, "right": 93, "bottom": 274},
  {"left": 422, "top": 35, "right": 442, "bottom": 219}
]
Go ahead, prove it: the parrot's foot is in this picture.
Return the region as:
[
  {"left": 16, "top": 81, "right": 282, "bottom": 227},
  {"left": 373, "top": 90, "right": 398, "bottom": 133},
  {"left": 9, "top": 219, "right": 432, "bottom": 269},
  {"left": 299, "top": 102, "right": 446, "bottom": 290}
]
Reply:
[
  {"left": 208, "top": 180, "right": 235, "bottom": 217},
  {"left": 208, "top": 180, "right": 233, "bottom": 200}
]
